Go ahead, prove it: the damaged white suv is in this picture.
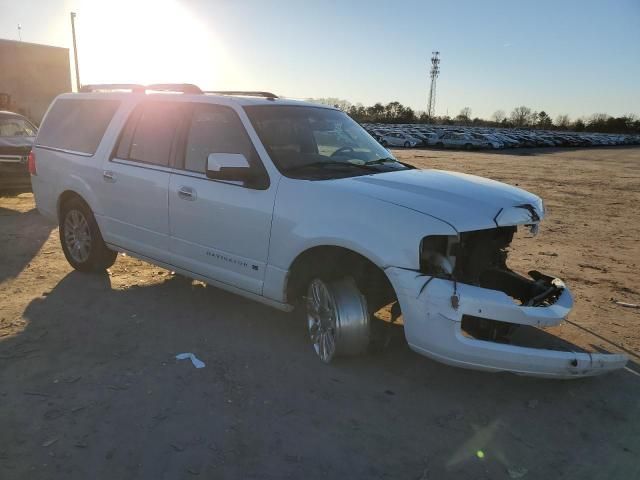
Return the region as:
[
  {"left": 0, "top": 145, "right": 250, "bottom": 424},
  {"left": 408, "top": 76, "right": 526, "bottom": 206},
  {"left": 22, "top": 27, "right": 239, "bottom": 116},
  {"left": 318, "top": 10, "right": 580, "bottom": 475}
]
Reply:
[{"left": 30, "top": 84, "right": 627, "bottom": 378}]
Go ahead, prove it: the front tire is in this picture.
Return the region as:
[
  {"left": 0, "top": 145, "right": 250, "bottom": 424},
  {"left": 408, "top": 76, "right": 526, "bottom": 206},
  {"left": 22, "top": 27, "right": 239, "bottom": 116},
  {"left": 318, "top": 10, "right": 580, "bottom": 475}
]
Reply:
[
  {"left": 59, "top": 198, "right": 117, "bottom": 272},
  {"left": 306, "top": 277, "right": 370, "bottom": 363},
  {"left": 404, "top": 141, "right": 411, "bottom": 148}
]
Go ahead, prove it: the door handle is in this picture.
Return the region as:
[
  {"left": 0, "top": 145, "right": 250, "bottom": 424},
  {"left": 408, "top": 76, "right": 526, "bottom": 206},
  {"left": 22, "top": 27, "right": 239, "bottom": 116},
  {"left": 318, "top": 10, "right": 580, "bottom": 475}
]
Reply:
[
  {"left": 178, "top": 186, "right": 196, "bottom": 201},
  {"left": 103, "top": 170, "right": 116, "bottom": 183}
]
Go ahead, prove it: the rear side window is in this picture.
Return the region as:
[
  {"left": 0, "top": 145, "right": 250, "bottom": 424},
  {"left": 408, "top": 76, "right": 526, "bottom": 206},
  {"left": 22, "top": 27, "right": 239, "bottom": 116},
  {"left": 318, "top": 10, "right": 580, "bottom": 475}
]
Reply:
[
  {"left": 36, "top": 98, "right": 120, "bottom": 155},
  {"left": 115, "top": 102, "right": 183, "bottom": 167}
]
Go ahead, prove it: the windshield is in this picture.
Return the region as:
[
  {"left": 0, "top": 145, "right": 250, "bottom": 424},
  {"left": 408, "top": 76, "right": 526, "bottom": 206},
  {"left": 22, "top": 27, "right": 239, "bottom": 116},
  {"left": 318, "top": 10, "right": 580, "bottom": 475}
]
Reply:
[
  {"left": 0, "top": 115, "right": 37, "bottom": 137},
  {"left": 244, "top": 105, "right": 409, "bottom": 179}
]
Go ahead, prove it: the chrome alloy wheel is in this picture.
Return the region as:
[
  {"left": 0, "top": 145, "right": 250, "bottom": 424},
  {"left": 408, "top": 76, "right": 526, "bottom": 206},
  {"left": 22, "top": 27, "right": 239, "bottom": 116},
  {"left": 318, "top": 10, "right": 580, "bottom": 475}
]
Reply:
[
  {"left": 63, "top": 209, "right": 91, "bottom": 263},
  {"left": 306, "top": 277, "right": 370, "bottom": 363}
]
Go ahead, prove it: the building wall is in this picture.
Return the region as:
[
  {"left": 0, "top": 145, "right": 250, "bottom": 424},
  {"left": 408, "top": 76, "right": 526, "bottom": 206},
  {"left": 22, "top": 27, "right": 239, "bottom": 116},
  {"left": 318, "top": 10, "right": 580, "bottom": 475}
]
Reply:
[{"left": 0, "top": 39, "right": 72, "bottom": 124}]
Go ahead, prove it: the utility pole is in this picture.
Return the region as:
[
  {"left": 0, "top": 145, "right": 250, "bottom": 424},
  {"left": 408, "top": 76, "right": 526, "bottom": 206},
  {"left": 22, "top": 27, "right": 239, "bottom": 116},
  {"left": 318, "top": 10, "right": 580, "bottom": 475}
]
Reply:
[
  {"left": 17, "top": 24, "right": 22, "bottom": 41},
  {"left": 70, "top": 12, "right": 81, "bottom": 91},
  {"left": 427, "top": 51, "right": 440, "bottom": 120}
]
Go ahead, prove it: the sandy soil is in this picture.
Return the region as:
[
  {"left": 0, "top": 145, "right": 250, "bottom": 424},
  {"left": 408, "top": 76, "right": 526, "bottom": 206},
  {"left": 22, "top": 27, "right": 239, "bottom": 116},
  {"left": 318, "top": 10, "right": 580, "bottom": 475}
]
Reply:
[{"left": 1, "top": 147, "right": 639, "bottom": 479}]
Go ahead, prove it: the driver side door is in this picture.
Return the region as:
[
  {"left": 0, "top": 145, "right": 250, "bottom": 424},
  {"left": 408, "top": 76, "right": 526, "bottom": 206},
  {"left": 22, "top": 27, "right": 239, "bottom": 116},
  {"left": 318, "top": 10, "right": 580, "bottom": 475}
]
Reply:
[{"left": 168, "top": 103, "right": 275, "bottom": 294}]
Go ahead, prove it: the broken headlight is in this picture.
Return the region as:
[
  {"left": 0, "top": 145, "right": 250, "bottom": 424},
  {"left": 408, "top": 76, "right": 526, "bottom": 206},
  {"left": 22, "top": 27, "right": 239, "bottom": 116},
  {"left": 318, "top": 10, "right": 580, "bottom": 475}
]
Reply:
[{"left": 420, "top": 235, "right": 458, "bottom": 276}]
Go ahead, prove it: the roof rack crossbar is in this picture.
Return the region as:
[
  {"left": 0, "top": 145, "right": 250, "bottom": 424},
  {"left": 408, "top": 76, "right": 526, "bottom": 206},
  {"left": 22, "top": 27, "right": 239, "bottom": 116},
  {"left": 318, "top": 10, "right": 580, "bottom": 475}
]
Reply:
[
  {"left": 79, "top": 83, "right": 203, "bottom": 94},
  {"left": 206, "top": 91, "right": 278, "bottom": 99}
]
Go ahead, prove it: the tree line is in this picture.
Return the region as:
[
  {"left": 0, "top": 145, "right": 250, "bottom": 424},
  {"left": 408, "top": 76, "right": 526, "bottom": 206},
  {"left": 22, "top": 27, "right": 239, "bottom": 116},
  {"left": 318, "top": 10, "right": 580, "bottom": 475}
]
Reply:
[{"left": 307, "top": 98, "right": 640, "bottom": 134}]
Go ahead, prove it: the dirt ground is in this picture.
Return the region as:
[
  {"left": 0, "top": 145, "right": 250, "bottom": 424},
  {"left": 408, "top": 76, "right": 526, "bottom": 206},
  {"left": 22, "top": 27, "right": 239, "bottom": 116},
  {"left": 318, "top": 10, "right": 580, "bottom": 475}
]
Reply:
[{"left": 1, "top": 147, "right": 639, "bottom": 479}]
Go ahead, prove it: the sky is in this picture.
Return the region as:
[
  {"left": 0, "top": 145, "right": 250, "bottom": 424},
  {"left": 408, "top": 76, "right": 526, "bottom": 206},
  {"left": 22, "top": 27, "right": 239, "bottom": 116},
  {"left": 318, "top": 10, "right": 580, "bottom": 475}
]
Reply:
[{"left": 0, "top": 0, "right": 638, "bottom": 119}]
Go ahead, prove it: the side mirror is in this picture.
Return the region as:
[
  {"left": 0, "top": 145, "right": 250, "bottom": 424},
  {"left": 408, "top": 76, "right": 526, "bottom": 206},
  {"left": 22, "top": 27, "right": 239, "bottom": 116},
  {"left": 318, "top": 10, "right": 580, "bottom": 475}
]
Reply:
[
  {"left": 206, "top": 153, "right": 268, "bottom": 189},
  {"left": 207, "top": 152, "right": 249, "bottom": 171},
  {"left": 206, "top": 152, "right": 250, "bottom": 179}
]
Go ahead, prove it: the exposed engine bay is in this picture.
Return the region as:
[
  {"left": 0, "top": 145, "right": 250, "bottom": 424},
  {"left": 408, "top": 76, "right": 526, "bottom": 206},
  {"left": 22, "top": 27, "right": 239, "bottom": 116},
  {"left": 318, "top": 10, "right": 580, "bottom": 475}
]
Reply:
[
  {"left": 419, "top": 227, "right": 570, "bottom": 344},
  {"left": 420, "top": 227, "right": 564, "bottom": 308}
]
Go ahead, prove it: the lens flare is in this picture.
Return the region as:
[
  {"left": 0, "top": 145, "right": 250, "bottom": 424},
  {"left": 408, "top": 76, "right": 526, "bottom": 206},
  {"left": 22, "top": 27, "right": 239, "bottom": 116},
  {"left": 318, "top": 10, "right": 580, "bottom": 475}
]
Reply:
[{"left": 73, "top": 0, "right": 240, "bottom": 88}]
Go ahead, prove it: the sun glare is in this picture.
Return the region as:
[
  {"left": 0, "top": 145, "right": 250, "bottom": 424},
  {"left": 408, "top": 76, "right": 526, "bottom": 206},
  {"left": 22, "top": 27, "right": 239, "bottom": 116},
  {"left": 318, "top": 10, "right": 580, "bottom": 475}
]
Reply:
[{"left": 74, "top": 0, "right": 238, "bottom": 88}]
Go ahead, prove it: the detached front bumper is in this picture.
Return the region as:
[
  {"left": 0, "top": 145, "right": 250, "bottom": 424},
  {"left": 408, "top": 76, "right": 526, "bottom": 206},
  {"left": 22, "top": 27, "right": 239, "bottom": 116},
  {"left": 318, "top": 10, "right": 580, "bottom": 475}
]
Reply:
[{"left": 386, "top": 267, "right": 628, "bottom": 378}]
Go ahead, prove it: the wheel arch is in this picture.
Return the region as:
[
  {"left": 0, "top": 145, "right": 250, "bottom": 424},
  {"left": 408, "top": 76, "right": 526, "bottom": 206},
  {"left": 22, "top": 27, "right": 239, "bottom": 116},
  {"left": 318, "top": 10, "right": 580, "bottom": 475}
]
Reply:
[
  {"left": 54, "top": 169, "right": 103, "bottom": 222},
  {"left": 57, "top": 190, "right": 90, "bottom": 221},
  {"left": 56, "top": 188, "right": 118, "bottom": 272},
  {"left": 284, "top": 245, "right": 397, "bottom": 310}
]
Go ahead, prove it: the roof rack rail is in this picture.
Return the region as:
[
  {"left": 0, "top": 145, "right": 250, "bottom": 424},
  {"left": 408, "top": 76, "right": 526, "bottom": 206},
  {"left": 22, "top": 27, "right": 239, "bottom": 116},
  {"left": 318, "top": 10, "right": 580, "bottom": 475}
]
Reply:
[
  {"left": 79, "top": 84, "right": 145, "bottom": 93},
  {"left": 79, "top": 83, "right": 203, "bottom": 94},
  {"left": 206, "top": 91, "right": 278, "bottom": 100},
  {"left": 146, "top": 83, "right": 203, "bottom": 94}
]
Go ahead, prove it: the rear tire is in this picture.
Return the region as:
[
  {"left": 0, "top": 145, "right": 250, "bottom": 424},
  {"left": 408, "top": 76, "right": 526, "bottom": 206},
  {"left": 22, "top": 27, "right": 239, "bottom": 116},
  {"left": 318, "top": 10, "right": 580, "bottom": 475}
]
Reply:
[
  {"left": 305, "top": 277, "right": 370, "bottom": 363},
  {"left": 465, "top": 143, "right": 472, "bottom": 150},
  {"left": 404, "top": 141, "right": 411, "bottom": 148},
  {"left": 59, "top": 197, "right": 117, "bottom": 272},
  {"left": 436, "top": 142, "right": 443, "bottom": 148},
  {"left": 381, "top": 140, "right": 388, "bottom": 147}
]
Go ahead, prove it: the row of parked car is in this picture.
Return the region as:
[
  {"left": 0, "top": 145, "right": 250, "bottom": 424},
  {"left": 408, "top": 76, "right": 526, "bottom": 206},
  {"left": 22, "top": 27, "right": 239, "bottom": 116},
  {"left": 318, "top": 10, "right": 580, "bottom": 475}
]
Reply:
[{"left": 363, "top": 123, "right": 640, "bottom": 150}]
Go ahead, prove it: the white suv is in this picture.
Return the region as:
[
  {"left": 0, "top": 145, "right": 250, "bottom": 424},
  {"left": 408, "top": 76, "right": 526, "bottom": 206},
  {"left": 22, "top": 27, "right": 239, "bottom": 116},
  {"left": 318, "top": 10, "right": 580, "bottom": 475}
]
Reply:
[{"left": 30, "top": 84, "right": 626, "bottom": 377}]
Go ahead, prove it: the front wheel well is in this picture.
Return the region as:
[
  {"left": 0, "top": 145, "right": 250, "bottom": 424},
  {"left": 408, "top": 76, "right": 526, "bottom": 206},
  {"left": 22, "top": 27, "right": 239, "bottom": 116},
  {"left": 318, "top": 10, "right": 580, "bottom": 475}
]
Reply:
[{"left": 285, "top": 246, "right": 396, "bottom": 311}]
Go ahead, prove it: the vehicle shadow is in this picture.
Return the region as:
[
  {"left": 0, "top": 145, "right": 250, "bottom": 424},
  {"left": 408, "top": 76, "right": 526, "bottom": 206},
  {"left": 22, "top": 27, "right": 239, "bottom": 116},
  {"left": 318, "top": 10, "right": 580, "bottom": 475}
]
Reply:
[
  {"left": 1, "top": 269, "right": 639, "bottom": 478},
  {"left": 0, "top": 205, "right": 55, "bottom": 284}
]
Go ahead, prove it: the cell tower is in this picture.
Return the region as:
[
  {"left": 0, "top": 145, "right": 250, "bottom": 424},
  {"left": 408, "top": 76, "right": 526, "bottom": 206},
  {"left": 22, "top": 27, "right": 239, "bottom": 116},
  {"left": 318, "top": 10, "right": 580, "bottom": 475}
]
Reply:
[{"left": 427, "top": 51, "right": 440, "bottom": 119}]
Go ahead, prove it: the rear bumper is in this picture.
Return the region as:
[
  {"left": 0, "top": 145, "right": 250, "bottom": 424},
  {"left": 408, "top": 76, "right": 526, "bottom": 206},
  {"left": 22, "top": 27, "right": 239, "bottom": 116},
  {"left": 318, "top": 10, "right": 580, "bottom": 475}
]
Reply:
[
  {"left": 30, "top": 175, "right": 57, "bottom": 222},
  {"left": 0, "top": 158, "right": 30, "bottom": 189},
  {"left": 386, "top": 267, "right": 628, "bottom": 378}
]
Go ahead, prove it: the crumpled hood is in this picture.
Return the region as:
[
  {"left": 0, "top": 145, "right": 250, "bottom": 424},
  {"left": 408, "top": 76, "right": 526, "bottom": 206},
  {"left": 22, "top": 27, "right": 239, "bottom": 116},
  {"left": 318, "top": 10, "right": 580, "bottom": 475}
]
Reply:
[{"left": 330, "top": 169, "right": 544, "bottom": 232}]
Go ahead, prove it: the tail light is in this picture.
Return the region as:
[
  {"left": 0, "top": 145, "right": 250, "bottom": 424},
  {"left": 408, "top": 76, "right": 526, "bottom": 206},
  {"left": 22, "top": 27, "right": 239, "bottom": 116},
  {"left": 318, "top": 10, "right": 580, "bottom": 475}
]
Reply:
[{"left": 27, "top": 150, "right": 36, "bottom": 175}]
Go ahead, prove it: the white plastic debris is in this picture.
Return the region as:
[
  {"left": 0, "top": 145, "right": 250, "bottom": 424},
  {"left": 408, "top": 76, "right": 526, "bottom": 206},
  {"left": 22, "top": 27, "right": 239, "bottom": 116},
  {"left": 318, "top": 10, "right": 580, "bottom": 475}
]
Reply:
[
  {"left": 614, "top": 301, "right": 639, "bottom": 309},
  {"left": 175, "top": 352, "right": 205, "bottom": 369}
]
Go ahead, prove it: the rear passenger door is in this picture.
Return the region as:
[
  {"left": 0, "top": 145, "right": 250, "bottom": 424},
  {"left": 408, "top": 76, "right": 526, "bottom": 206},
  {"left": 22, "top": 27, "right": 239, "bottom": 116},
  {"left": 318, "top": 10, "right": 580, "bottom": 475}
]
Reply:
[
  {"left": 98, "top": 100, "right": 187, "bottom": 260},
  {"left": 168, "top": 103, "right": 275, "bottom": 295}
]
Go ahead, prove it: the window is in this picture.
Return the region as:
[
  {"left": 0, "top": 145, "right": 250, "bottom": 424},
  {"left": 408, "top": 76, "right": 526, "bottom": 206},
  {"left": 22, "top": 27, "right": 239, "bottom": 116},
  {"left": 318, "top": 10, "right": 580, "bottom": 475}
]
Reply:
[
  {"left": 36, "top": 98, "right": 120, "bottom": 154},
  {"left": 0, "top": 115, "right": 37, "bottom": 137},
  {"left": 184, "top": 104, "right": 261, "bottom": 174},
  {"left": 119, "top": 102, "right": 184, "bottom": 167},
  {"left": 244, "top": 105, "right": 408, "bottom": 180}
]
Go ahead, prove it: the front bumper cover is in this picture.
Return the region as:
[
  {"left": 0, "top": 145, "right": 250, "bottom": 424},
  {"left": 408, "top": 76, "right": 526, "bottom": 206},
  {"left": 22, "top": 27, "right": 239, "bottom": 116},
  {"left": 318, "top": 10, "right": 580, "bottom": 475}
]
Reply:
[{"left": 386, "top": 267, "right": 628, "bottom": 378}]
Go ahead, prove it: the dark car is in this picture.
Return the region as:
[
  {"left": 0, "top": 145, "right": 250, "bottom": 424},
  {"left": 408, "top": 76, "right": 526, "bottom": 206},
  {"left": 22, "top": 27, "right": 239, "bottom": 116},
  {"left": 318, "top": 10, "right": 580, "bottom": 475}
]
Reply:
[{"left": 0, "top": 111, "right": 37, "bottom": 191}]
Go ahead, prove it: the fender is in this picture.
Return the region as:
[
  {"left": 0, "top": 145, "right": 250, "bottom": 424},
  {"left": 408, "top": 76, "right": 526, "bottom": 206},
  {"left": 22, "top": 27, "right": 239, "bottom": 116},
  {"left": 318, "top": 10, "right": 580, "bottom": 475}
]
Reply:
[
  {"left": 262, "top": 176, "right": 457, "bottom": 303},
  {"left": 269, "top": 176, "right": 456, "bottom": 271}
]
